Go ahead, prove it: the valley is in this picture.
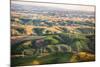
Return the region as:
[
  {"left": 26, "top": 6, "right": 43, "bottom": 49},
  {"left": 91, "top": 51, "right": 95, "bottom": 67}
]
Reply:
[{"left": 11, "top": 1, "right": 95, "bottom": 66}]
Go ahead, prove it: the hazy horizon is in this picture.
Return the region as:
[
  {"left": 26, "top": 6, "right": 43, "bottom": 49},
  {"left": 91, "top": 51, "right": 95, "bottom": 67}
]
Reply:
[{"left": 11, "top": 1, "right": 95, "bottom": 12}]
